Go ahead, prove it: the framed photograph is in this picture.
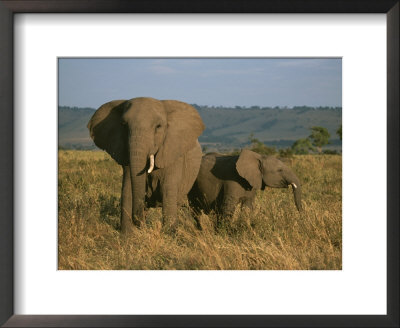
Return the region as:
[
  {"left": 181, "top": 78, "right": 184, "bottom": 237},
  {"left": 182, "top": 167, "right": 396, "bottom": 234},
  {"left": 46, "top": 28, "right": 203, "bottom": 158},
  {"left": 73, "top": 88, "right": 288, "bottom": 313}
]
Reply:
[
  {"left": 1, "top": 1, "right": 398, "bottom": 327},
  {"left": 57, "top": 57, "right": 342, "bottom": 271}
]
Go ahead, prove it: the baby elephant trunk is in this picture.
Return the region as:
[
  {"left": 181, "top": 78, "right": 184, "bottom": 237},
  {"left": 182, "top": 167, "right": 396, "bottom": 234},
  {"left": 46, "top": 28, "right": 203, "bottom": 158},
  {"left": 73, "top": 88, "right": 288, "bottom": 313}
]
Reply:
[{"left": 288, "top": 175, "right": 302, "bottom": 211}]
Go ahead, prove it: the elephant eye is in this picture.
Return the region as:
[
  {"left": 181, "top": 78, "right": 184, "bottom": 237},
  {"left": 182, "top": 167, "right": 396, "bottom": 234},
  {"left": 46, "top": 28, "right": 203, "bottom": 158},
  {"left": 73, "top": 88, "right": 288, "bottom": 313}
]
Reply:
[{"left": 155, "top": 123, "right": 162, "bottom": 129}]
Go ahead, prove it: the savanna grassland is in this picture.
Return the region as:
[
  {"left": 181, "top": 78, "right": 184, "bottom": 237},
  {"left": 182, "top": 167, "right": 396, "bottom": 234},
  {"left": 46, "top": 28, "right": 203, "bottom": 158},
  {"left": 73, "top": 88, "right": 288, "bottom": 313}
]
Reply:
[{"left": 58, "top": 150, "right": 342, "bottom": 270}]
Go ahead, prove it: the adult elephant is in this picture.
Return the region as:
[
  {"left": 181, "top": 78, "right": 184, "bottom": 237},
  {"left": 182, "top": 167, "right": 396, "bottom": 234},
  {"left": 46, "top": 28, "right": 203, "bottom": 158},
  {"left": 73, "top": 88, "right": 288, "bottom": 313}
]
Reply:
[
  {"left": 88, "top": 97, "right": 205, "bottom": 233},
  {"left": 189, "top": 149, "right": 302, "bottom": 217}
]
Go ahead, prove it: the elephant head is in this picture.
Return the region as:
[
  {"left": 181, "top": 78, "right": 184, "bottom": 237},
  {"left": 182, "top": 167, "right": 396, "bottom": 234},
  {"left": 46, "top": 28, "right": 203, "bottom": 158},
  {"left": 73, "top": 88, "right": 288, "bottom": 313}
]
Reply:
[
  {"left": 87, "top": 97, "right": 205, "bottom": 221},
  {"left": 236, "top": 149, "right": 302, "bottom": 211}
]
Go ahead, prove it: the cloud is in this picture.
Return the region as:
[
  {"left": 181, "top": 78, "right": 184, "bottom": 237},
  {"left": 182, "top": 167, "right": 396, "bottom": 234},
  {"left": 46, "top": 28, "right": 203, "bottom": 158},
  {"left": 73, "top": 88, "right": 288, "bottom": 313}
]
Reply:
[
  {"left": 200, "top": 67, "right": 266, "bottom": 78},
  {"left": 148, "top": 65, "right": 177, "bottom": 75},
  {"left": 275, "top": 59, "right": 321, "bottom": 68},
  {"left": 275, "top": 59, "right": 340, "bottom": 70}
]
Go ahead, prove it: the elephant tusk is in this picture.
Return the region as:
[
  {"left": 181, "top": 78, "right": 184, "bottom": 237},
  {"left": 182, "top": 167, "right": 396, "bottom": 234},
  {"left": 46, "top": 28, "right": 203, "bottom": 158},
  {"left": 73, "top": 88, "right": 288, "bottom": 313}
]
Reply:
[
  {"left": 147, "top": 154, "right": 155, "bottom": 173},
  {"left": 291, "top": 183, "right": 297, "bottom": 189}
]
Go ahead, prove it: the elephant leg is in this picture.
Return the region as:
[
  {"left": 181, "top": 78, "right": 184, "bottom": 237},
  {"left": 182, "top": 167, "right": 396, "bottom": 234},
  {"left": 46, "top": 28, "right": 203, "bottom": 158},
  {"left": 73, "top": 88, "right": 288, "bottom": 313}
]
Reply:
[
  {"left": 161, "top": 161, "right": 183, "bottom": 230},
  {"left": 121, "top": 165, "right": 134, "bottom": 234},
  {"left": 161, "top": 183, "right": 178, "bottom": 231},
  {"left": 221, "top": 194, "right": 238, "bottom": 217},
  {"left": 242, "top": 197, "right": 254, "bottom": 211}
]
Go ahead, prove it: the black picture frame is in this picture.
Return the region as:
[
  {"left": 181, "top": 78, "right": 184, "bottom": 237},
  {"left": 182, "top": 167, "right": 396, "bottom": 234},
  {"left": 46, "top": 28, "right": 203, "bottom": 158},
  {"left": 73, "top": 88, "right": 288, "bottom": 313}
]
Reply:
[{"left": 0, "top": 1, "right": 398, "bottom": 327}]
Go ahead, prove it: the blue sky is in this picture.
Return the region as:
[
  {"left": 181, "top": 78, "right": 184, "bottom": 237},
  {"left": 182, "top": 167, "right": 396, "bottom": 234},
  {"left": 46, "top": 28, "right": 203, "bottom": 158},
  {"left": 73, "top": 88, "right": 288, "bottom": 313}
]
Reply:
[{"left": 58, "top": 58, "right": 341, "bottom": 108}]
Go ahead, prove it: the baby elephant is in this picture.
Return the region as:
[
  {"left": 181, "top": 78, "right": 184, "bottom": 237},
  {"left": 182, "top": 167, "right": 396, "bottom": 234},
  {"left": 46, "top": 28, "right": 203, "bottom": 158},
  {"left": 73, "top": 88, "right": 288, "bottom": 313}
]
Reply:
[{"left": 189, "top": 149, "right": 302, "bottom": 217}]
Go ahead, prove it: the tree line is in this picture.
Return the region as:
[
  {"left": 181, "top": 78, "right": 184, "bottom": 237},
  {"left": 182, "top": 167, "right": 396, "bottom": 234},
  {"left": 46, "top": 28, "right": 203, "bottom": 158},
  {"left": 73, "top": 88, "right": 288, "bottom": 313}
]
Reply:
[
  {"left": 192, "top": 104, "right": 342, "bottom": 111},
  {"left": 241, "top": 125, "right": 342, "bottom": 157}
]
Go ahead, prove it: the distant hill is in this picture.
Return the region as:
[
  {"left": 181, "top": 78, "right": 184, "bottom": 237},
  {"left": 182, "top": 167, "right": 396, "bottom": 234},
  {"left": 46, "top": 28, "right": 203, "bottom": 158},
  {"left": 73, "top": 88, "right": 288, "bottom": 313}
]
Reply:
[
  {"left": 59, "top": 105, "right": 342, "bottom": 151},
  {"left": 58, "top": 107, "right": 97, "bottom": 149}
]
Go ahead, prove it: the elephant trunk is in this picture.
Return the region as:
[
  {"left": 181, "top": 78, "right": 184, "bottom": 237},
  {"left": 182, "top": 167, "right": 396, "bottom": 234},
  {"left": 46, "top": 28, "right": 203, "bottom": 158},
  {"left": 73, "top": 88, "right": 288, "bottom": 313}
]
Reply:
[
  {"left": 129, "top": 134, "right": 150, "bottom": 225},
  {"left": 286, "top": 174, "right": 302, "bottom": 212}
]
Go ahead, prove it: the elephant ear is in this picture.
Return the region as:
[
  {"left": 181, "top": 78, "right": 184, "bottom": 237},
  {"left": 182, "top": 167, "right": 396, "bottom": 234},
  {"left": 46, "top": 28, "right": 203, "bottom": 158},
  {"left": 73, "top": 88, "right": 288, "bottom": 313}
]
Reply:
[
  {"left": 155, "top": 100, "right": 205, "bottom": 168},
  {"left": 236, "top": 149, "right": 263, "bottom": 190},
  {"left": 87, "top": 100, "right": 130, "bottom": 166}
]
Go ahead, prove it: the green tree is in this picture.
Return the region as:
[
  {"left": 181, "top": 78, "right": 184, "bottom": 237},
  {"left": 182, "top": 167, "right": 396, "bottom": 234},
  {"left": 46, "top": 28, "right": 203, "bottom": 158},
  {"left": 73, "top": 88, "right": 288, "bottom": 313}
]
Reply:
[
  {"left": 229, "top": 148, "right": 241, "bottom": 156},
  {"left": 279, "top": 147, "right": 293, "bottom": 158},
  {"left": 291, "top": 138, "right": 314, "bottom": 154},
  {"left": 248, "top": 133, "right": 277, "bottom": 155},
  {"left": 336, "top": 125, "right": 342, "bottom": 140},
  {"left": 309, "top": 126, "right": 330, "bottom": 153},
  {"left": 323, "top": 149, "right": 339, "bottom": 155}
]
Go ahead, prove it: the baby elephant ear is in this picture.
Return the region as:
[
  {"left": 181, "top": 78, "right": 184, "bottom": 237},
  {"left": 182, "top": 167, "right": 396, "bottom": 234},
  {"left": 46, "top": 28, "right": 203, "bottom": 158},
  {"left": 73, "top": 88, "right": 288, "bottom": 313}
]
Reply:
[
  {"left": 155, "top": 100, "right": 205, "bottom": 168},
  {"left": 236, "top": 149, "right": 263, "bottom": 190},
  {"left": 87, "top": 100, "right": 130, "bottom": 166}
]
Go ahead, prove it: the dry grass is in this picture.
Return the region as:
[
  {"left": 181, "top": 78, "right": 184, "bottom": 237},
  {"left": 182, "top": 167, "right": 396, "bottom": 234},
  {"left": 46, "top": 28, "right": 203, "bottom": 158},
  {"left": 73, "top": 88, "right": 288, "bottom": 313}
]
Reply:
[{"left": 58, "top": 150, "right": 341, "bottom": 270}]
